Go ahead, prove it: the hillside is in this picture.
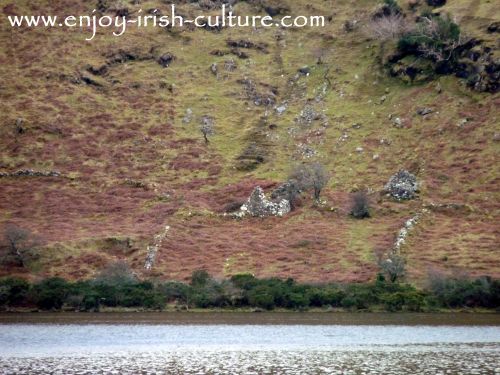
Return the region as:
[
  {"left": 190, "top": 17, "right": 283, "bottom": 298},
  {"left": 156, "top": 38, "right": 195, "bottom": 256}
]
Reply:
[{"left": 0, "top": 0, "right": 498, "bottom": 285}]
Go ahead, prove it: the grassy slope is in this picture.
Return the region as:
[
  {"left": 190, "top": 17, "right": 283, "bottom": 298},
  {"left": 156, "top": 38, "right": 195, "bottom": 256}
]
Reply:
[{"left": 0, "top": 0, "right": 498, "bottom": 283}]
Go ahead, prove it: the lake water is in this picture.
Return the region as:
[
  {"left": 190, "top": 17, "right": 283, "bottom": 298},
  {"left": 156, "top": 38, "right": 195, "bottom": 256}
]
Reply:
[{"left": 0, "top": 313, "right": 499, "bottom": 374}]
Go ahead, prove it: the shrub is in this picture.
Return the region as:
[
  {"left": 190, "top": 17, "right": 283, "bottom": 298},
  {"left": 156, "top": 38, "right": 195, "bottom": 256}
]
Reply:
[
  {"left": 308, "top": 286, "right": 345, "bottom": 307},
  {"left": 380, "top": 290, "right": 426, "bottom": 311},
  {"left": 161, "top": 281, "right": 192, "bottom": 304},
  {"left": 247, "top": 286, "right": 275, "bottom": 310},
  {"left": 426, "top": 0, "right": 446, "bottom": 7},
  {"left": 397, "top": 14, "right": 466, "bottom": 66},
  {"left": 230, "top": 273, "right": 258, "bottom": 290},
  {"left": 350, "top": 192, "right": 371, "bottom": 219},
  {"left": 0, "top": 277, "right": 30, "bottom": 307},
  {"left": 32, "top": 277, "right": 70, "bottom": 310},
  {"left": 341, "top": 284, "right": 377, "bottom": 310},
  {"left": 190, "top": 270, "right": 211, "bottom": 287},
  {"left": 384, "top": 0, "right": 402, "bottom": 14},
  {"left": 94, "top": 260, "right": 137, "bottom": 286},
  {"left": 428, "top": 273, "right": 500, "bottom": 308}
]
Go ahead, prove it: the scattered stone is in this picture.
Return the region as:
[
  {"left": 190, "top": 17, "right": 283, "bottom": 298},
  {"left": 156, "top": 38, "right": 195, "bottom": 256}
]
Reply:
[
  {"left": 457, "top": 118, "right": 469, "bottom": 127},
  {"left": 157, "top": 53, "right": 175, "bottom": 67},
  {"left": 210, "top": 49, "right": 228, "bottom": 56},
  {"left": 235, "top": 186, "right": 291, "bottom": 218},
  {"left": 298, "top": 66, "right": 311, "bottom": 76},
  {"left": 15, "top": 118, "right": 25, "bottom": 134},
  {"left": 231, "top": 49, "right": 250, "bottom": 59},
  {"left": 373, "top": 154, "right": 380, "bottom": 160},
  {"left": 226, "top": 39, "right": 268, "bottom": 53},
  {"left": 416, "top": 107, "right": 433, "bottom": 116},
  {"left": 238, "top": 79, "right": 277, "bottom": 107},
  {"left": 0, "top": 169, "right": 61, "bottom": 178},
  {"left": 81, "top": 74, "right": 103, "bottom": 87},
  {"left": 379, "top": 95, "right": 387, "bottom": 104},
  {"left": 344, "top": 20, "right": 358, "bottom": 32},
  {"left": 385, "top": 170, "right": 419, "bottom": 200},
  {"left": 210, "top": 63, "right": 218, "bottom": 76},
  {"left": 380, "top": 138, "right": 391, "bottom": 145},
  {"left": 263, "top": 4, "right": 289, "bottom": 17},
  {"left": 297, "top": 143, "right": 318, "bottom": 159},
  {"left": 183, "top": 108, "right": 193, "bottom": 124},
  {"left": 297, "top": 106, "right": 322, "bottom": 125},
  {"left": 355, "top": 147, "right": 364, "bottom": 153},
  {"left": 339, "top": 132, "right": 349, "bottom": 142},
  {"left": 392, "top": 117, "right": 404, "bottom": 128},
  {"left": 223, "top": 59, "right": 237, "bottom": 72},
  {"left": 487, "top": 21, "right": 500, "bottom": 33},
  {"left": 124, "top": 178, "right": 147, "bottom": 189},
  {"left": 493, "top": 132, "right": 500, "bottom": 142},
  {"left": 435, "top": 82, "right": 443, "bottom": 93},
  {"left": 275, "top": 103, "right": 287, "bottom": 115},
  {"left": 352, "top": 123, "right": 362, "bottom": 129}
]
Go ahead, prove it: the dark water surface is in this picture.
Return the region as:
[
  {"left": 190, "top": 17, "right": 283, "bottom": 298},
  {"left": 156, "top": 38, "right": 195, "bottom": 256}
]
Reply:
[{"left": 0, "top": 313, "right": 499, "bottom": 374}]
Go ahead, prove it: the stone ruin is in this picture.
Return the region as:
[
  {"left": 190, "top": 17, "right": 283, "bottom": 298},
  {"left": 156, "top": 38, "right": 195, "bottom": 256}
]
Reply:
[
  {"left": 235, "top": 186, "right": 291, "bottom": 218},
  {"left": 385, "top": 170, "right": 419, "bottom": 200}
]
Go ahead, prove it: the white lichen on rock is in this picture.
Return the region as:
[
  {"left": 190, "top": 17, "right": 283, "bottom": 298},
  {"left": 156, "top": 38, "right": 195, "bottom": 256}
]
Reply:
[
  {"left": 393, "top": 209, "right": 428, "bottom": 253},
  {"left": 385, "top": 170, "right": 419, "bottom": 200},
  {"left": 144, "top": 225, "right": 170, "bottom": 270},
  {"left": 234, "top": 186, "right": 291, "bottom": 218}
]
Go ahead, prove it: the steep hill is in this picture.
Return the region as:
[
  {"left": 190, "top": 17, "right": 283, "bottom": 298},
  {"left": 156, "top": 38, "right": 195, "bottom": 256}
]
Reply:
[{"left": 0, "top": 0, "right": 498, "bottom": 284}]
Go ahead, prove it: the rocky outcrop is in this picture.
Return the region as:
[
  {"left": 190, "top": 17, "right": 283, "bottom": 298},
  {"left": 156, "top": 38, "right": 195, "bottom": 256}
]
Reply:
[
  {"left": 0, "top": 169, "right": 61, "bottom": 178},
  {"left": 158, "top": 53, "right": 175, "bottom": 68},
  {"left": 385, "top": 170, "right": 419, "bottom": 200},
  {"left": 234, "top": 186, "right": 290, "bottom": 218}
]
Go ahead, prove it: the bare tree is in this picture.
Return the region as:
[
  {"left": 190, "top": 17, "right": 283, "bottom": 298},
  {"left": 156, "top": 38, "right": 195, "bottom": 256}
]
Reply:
[
  {"left": 378, "top": 253, "right": 406, "bottom": 283},
  {"left": 290, "top": 162, "right": 329, "bottom": 203},
  {"left": 200, "top": 116, "right": 215, "bottom": 144},
  {"left": 1, "top": 224, "right": 41, "bottom": 267},
  {"left": 364, "top": 13, "right": 413, "bottom": 41}
]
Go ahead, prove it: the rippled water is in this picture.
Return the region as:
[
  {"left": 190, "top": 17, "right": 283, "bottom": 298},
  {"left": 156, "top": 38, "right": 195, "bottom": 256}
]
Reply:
[{"left": 0, "top": 314, "right": 499, "bottom": 374}]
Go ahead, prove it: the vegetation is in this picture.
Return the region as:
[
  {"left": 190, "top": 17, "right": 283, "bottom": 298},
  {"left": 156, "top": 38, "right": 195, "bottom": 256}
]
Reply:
[
  {"left": 350, "top": 192, "right": 371, "bottom": 219},
  {"left": 0, "top": 225, "right": 42, "bottom": 268},
  {"left": 378, "top": 253, "right": 406, "bottom": 283},
  {"left": 289, "top": 162, "right": 329, "bottom": 203},
  {"left": 397, "top": 14, "right": 468, "bottom": 69},
  {"left": 0, "top": 272, "right": 497, "bottom": 312},
  {"left": 0, "top": 0, "right": 498, "bottom": 285}
]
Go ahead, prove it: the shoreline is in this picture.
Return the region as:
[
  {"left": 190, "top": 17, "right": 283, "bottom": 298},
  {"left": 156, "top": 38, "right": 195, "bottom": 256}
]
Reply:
[{"left": 1, "top": 310, "right": 499, "bottom": 326}]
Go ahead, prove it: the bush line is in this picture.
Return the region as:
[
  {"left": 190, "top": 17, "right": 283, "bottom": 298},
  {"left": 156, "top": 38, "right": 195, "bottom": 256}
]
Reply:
[{"left": 1, "top": 271, "right": 498, "bottom": 312}]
